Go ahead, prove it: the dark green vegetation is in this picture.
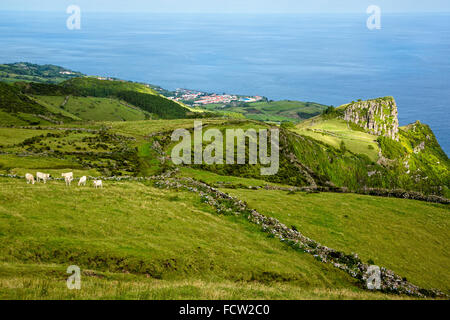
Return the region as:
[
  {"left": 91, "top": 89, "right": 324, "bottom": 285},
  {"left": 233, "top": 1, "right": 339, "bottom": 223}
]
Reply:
[
  {"left": 0, "top": 62, "right": 84, "bottom": 84},
  {"left": 294, "top": 102, "right": 449, "bottom": 198},
  {"left": 202, "top": 99, "right": 328, "bottom": 123},
  {"left": 0, "top": 78, "right": 200, "bottom": 124},
  {"left": 0, "top": 63, "right": 448, "bottom": 299}
]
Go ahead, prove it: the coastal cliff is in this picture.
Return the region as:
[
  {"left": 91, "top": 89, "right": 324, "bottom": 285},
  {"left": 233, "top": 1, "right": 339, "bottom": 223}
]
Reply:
[{"left": 343, "top": 97, "right": 399, "bottom": 141}]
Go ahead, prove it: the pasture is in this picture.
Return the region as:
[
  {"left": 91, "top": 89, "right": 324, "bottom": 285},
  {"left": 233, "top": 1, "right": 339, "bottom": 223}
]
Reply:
[
  {"left": 224, "top": 188, "right": 450, "bottom": 293},
  {"left": 0, "top": 177, "right": 407, "bottom": 300},
  {"left": 294, "top": 118, "right": 380, "bottom": 161}
]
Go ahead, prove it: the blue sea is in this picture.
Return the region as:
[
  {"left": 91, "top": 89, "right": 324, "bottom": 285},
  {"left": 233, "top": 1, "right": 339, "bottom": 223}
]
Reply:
[{"left": 0, "top": 11, "right": 448, "bottom": 154}]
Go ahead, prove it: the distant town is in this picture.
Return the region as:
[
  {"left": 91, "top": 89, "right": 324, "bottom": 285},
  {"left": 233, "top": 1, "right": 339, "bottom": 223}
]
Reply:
[
  {"left": 166, "top": 88, "right": 264, "bottom": 106},
  {"left": 90, "top": 77, "right": 264, "bottom": 106}
]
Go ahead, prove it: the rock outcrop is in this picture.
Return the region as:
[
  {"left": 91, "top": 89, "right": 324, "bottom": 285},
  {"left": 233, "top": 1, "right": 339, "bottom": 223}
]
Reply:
[{"left": 343, "top": 97, "right": 399, "bottom": 141}]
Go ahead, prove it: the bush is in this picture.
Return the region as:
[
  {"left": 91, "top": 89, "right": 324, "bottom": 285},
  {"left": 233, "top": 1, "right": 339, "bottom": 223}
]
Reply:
[
  {"left": 377, "top": 136, "right": 405, "bottom": 159},
  {"left": 280, "top": 121, "right": 295, "bottom": 129}
]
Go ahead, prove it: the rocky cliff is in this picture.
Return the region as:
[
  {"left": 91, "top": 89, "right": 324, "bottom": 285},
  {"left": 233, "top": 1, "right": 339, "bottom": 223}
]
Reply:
[{"left": 343, "top": 97, "right": 399, "bottom": 141}]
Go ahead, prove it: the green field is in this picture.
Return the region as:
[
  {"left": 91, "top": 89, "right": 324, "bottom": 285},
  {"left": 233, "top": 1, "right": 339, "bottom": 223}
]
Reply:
[
  {"left": 107, "top": 119, "right": 227, "bottom": 138},
  {"left": 35, "top": 96, "right": 149, "bottom": 122},
  {"left": 0, "top": 177, "right": 407, "bottom": 300},
  {"left": 0, "top": 128, "right": 54, "bottom": 147},
  {"left": 0, "top": 110, "right": 55, "bottom": 127},
  {"left": 203, "top": 100, "right": 328, "bottom": 123},
  {"left": 178, "top": 167, "right": 286, "bottom": 188},
  {"left": 223, "top": 188, "right": 450, "bottom": 293},
  {"left": 0, "top": 154, "right": 101, "bottom": 177},
  {"left": 28, "top": 95, "right": 82, "bottom": 120},
  {"left": 0, "top": 62, "right": 84, "bottom": 84},
  {"left": 295, "top": 118, "right": 380, "bottom": 161}
]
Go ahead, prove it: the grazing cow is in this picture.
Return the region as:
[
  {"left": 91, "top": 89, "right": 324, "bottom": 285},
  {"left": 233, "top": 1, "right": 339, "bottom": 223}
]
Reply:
[
  {"left": 25, "top": 173, "right": 35, "bottom": 185},
  {"left": 78, "top": 176, "right": 87, "bottom": 186},
  {"left": 93, "top": 180, "right": 103, "bottom": 189},
  {"left": 61, "top": 172, "right": 73, "bottom": 180},
  {"left": 36, "top": 172, "right": 50, "bottom": 184},
  {"left": 64, "top": 175, "right": 73, "bottom": 186}
]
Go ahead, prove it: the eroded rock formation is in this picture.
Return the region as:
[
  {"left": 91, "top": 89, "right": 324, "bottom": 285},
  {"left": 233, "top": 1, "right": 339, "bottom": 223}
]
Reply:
[{"left": 343, "top": 97, "right": 399, "bottom": 141}]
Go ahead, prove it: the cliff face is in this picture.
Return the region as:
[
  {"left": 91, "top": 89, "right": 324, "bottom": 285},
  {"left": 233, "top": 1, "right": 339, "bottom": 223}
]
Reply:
[{"left": 343, "top": 97, "right": 399, "bottom": 141}]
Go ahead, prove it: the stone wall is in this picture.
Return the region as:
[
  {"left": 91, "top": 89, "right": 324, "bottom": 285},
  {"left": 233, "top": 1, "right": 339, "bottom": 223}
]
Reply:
[{"left": 155, "top": 177, "right": 446, "bottom": 298}]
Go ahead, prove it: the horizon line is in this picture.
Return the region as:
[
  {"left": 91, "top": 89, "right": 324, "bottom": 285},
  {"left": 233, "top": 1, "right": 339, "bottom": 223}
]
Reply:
[{"left": 2, "top": 9, "right": 450, "bottom": 14}]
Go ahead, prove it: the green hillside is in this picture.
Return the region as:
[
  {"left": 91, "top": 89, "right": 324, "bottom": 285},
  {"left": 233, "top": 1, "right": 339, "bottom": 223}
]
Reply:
[
  {"left": 0, "top": 118, "right": 448, "bottom": 299},
  {"left": 224, "top": 188, "right": 450, "bottom": 293},
  {"left": 32, "top": 95, "right": 150, "bottom": 122},
  {"left": 0, "top": 82, "right": 71, "bottom": 125},
  {"left": 27, "top": 95, "right": 82, "bottom": 121},
  {"left": 295, "top": 118, "right": 380, "bottom": 161},
  {"left": 203, "top": 100, "right": 328, "bottom": 123},
  {"left": 292, "top": 99, "right": 449, "bottom": 197},
  {"left": 0, "top": 78, "right": 195, "bottom": 122},
  {"left": 0, "top": 62, "right": 84, "bottom": 84},
  {"left": 61, "top": 77, "right": 158, "bottom": 96},
  {"left": 0, "top": 82, "right": 49, "bottom": 115},
  {"left": 0, "top": 177, "right": 438, "bottom": 300}
]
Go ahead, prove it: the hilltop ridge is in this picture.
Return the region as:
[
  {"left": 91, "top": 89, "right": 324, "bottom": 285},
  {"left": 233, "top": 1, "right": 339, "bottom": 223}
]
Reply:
[{"left": 0, "top": 62, "right": 84, "bottom": 84}]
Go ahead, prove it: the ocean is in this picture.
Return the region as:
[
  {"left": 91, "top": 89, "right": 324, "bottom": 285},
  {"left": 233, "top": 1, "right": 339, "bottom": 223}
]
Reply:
[{"left": 0, "top": 11, "right": 448, "bottom": 153}]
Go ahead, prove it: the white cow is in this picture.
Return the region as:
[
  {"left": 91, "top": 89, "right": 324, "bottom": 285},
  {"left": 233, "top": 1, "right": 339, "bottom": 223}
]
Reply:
[
  {"left": 93, "top": 180, "right": 103, "bottom": 189},
  {"left": 61, "top": 172, "right": 73, "bottom": 179},
  {"left": 25, "top": 173, "right": 35, "bottom": 185},
  {"left": 78, "top": 176, "right": 87, "bottom": 186},
  {"left": 62, "top": 172, "right": 73, "bottom": 186},
  {"left": 64, "top": 175, "right": 73, "bottom": 186},
  {"left": 36, "top": 172, "right": 50, "bottom": 183}
]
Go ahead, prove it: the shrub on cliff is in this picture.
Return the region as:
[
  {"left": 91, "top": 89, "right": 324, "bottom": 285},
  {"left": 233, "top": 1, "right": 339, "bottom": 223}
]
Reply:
[{"left": 377, "top": 136, "right": 405, "bottom": 159}]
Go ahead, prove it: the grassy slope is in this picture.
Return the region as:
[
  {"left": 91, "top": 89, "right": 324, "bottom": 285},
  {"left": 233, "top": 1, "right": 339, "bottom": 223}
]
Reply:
[
  {"left": 62, "top": 77, "right": 157, "bottom": 96},
  {"left": 0, "top": 82, "right": 48, "bottom": 115},
  {"left": 1, "top": 77, "right": 192, "bottom": 123},
  {"left": 0, "top": 110, "right": 29, "bottom": 126},
  {"left": 0, "top": 116, "right": 448, "bottom": 299},
  {"left": 0, "top": 154, "right": 100, "bottom": 177},
  {"left": 0, "top": 127, "right": 142, "bottom": 177},
  {"left": 0, "top": 62, "right": 84, "bottom": 84},
  {"left": 30, "top": 94, "right": 151, "bottom": 122},
  {"left": 206, "top": 100, "right": 328, "bottom": 123},
  {"left": 107, "top": 119, "right": 227, "bottom": 138},
  {"left": 0, "top": 82, "right": 70, "bottom": 125},
  {"left": 178, "top": 167, "right": 285, "bottom": 188},
  {"left": 55, "top": 96, "right": 147, "bottom": 122},
  {"left": 0, "top": 128, "right": 54, "bottom": 147},
  {"left": 28, "top": 95, "right": 82, "bottom": 121},
  {"left": 223, "top": 188, "right": 450, "bottom": 293},
  {"left": 0, "top": 178, "right": 400, "bottom": 300},
  {"left": 294, "top": 117, "right": 380, "bottom": 162},
  {"left": 61, "top": 78, "right": 192, "bottom": 120}
]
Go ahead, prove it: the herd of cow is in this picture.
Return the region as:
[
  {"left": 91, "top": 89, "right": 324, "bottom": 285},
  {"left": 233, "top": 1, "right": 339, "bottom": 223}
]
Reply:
[{"left": 25, "top": 172, "right": 103, "bottom": 188}]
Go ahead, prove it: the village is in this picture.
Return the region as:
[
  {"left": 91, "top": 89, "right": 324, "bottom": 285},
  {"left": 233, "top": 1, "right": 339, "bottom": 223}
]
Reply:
[{"left": 167, "top": 88, "right": 263, "bottom": 106}]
